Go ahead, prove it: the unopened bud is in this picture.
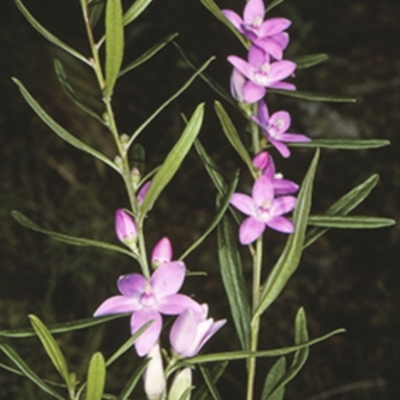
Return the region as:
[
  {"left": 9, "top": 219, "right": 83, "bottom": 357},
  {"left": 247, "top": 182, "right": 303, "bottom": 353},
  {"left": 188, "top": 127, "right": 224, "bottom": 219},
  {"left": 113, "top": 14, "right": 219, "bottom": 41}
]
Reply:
[
  {"left": 144, "top": 344, "right": 166, "bottom": 400},
  {"left": 115, "top": 209, "right": 137, "bottom": 250},
  {"left": 168, "top": 368, "right": 192, "bottom": 400}
]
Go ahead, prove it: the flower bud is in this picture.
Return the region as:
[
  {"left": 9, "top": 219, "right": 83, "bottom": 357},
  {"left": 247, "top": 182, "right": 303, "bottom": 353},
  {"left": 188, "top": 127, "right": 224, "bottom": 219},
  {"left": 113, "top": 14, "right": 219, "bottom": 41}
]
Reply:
[
  {"left": 115, "top": 209, "right": 137, "bottom": 249},
  {"left": 168, "top": 368, "right": 192, "bottom": 400},
  {"left": 252, "top": 151, "right": 270, "bottom": 171},
  {"left": 170, "top": 304, "right": 226, "bottom": 358},
  {"left": 144, "top": 344, "right": 166, "bottom": 400},
  {"left": 151, "top": 237, "right": 173, "bottom": 269},
  {"left": 131, "top": 167, "right": 141, "bottom": 188}
]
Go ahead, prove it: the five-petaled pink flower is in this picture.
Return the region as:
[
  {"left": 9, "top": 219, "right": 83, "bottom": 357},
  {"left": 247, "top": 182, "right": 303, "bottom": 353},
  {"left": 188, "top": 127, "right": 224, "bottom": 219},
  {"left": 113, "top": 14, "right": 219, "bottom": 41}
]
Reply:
[
  {"left": 93, "top": 262, "right": 202, "bottom": 356},
  {"left": 227, "top": 45, "right": 296, "bottom": 104},
  {"left": 222, "top": 0, "right": 291, "bottom": 59},
  {"left": 170, "top": 304, "right": 226, "bottom": 358},
  {"left": 253, "top": 102, "right": 310, "bottom": 158},
  {"left": 230, "top": 175, "right": 297, "bottom": 244}
]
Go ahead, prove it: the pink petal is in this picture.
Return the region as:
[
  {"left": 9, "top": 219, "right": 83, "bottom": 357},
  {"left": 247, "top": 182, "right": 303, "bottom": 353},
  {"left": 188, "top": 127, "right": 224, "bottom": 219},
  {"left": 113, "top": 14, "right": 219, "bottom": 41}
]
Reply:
[
  {"left": 239, "top": 217, "right": 265, "bottom": 245},
  {"left": 158, "top": 294, "right": 202, "bottom": 315},
  {"left": 269, "top": 110, "right": 291, "bottom": 133},
  {"left": 265, "top": 216, "right": 295, "bottom": 233},
  {"left": 221, "top": 10, "right": 243, "bottom": 32},
  {"left": 196, "top": 319, "right": 226, "bottom": 355},
  {"left": 137, "top": 181, "right": 151, "bottom": 203},
  {"left": 93, "top": 295, "right": 140, "bottom": 317},
  {"left": 280, "top": 133, "right": 311, "bottom": 142},
  {"left": 268, "top": 81, "right": 296, "bottom": 91},
  {"left": 248, "top": 45, "right": 267, "bottom": 68},
  {"left": 270, "top": 196, "right": 297, "bottom": 215},
  {"left": 243, "top": 0, "right": 265, "bottom": 24},
  {"left": 230, "top": 193, "right": 255, "bottom": 216},
  {"left": 269, "top": 60, "right": 297, "bottom": 83},
  {"left": 259, "top": 18, "right": 291, "bottom": 37},
  {"left": 131, "top": 309, "right": 162, "bottom": 357},
  {"left": 268, "top": 137, "right": 291, "bottom": 158},
  {"left": 230, "top": 68, "right": 246, "bottom": 102},
  {"left": 118, "top": 273, "right": 146, "bottom": 297},
  {"left": 257, "top": 100, "right": 270, "bottom": 123},
  {"left": 227, "top": 56, "right": 253, "bottom": 80},
  {"left": 254, "top": 38, "right": 284, "bottom": 60},
  {"left": 151, "top": 261, "right": 185, "bottom": 298},
  {"left": 273, "top": 179, "right": 299, "bottom": 195},
  {"left": 271, "top": 32, "right": 290, "bottom": 51},
  {"left": 170, "top": 309, "right": 198, "bottom": 356},
  {"left": 252, "top": 175, "right": 274, "bottom": 205},
  {"left": 243, "top": 81, "right": 266, "bottom": 103}
]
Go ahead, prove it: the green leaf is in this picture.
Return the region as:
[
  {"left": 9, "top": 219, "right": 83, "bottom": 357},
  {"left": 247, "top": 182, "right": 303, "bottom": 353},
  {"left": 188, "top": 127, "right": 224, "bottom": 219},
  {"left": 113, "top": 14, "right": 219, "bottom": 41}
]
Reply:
[
  {"left": 199, "top": 365, "right": 222, "bottom": 400},
  {"left": 218, "top": 215, "right": 251, "bottom": 351},
  {"left": 12, "top": 79, "right": 118, "bottom": 171},
  {"left": 53, "top": 59, "right": 104, "bottom": 123},
  {"left": 119, "top": 33, "right": 178, "bottom": 77},
  {"left": 305, "top": 174, "right": 380, "bottom": 247},
  {"left": 178, "top": 327, "right": 344, "bottom": 365},
  {"left": 254, "top": 150, "right": 320, "bottom": 319},
  {"left": 292, "top": 53, "right": 329, "bottom": 69},
  {"left": 128, "top": 57, "right": 214, "bottom": 147},
  {"left": 105, "top": 0, "right": 124, "bottom": 99},
  {"left": 86, "top": 352, "right": 106, "bottom": 400},
  {"left": 90, "top": 0, "right": 106, "bottom": 27},
  {"left": 0, "top": 314, "right": 129, "bottom": 338},
  {"left": 0, "top": 343, "right": 65, "bottom": 400},
  {"left": 307, "top": 215, "right": 395, "bottom": 229},
  {"left": 105, "top": 321, "right": 153, "bottom": 367},
  {"left": 139, "top": 103, "right": 205, "bottom": 219},
  {"left": 214, "top": 101, "right": 255, "bottom": 176},
  {"left": 199, "top": 0, "right": 248, "bottom": 48},
  {"left": 11, "top": 210, "right": 134, "bottom": 258},
  {"left": 193, "top": 362, "right": 228, "bottom": 400},
  {"left": 179, "top": 173, "right": 239, "bottom": 260},
  {"left": 123, "top": 0, "right": 153, "bottom": 26},
  {"left": 14, "top": 0, "right": 89, "bottom": 66},
  {"left": 117, "top": 360, "right": 150, "bottom": 400},
  {"left": 269, "top": 89, "right": 356, "bottom": 103},
  {"left": 265, "top": 0, "right": 286, "bottom": 13},
  {"left": 29, "top": 315, "right": 72, "bottom": 392},
  {"left": 261, "top": 357, "right": 286, "bottom": 400},
  {"left": 290, "top": 138, "right": 390, "bottom": 150}
]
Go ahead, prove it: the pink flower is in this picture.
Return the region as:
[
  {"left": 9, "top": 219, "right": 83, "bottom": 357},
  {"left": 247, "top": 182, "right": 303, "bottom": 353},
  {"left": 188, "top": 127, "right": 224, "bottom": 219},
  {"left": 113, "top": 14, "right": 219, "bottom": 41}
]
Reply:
[
  {"left": 93, "top": 262, "right": 202, "bottom": 356},
  {"left": 230, "top": 175, "right": 297, "bottom": 244},
  {"left": 170, "top": 304, "right": 226, "bottom": 358},
  {"left": 253, "top": 102, "right": 310, "bottom": 158},
  {"left": 227, "top": 45, "right": 296, "bottom": 103},
  {"left": 115, "top": 209, "right": 137, "bottom": 248},
  {"left": 222, "top": 0, "right": 291, "bottom": 59},
  {"left": 253, "top": 151, "right": 299, "bottom": 195}
]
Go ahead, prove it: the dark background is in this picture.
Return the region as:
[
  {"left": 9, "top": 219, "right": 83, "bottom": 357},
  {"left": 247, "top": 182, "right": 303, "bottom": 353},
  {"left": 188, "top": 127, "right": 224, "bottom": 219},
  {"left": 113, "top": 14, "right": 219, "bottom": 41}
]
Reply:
[{"left": 0, "top": 0, "right": 399, "bottom": 399}]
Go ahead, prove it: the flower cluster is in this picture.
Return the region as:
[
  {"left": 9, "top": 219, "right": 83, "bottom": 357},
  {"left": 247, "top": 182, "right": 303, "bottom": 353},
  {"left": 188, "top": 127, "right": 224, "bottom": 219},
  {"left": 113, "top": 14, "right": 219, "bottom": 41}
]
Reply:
[
  {"left": 224, "top": 0, "right": 311, "bottom": 244},
  {"left": 95, "top": 217, "right": 225, "bottom": 357}
]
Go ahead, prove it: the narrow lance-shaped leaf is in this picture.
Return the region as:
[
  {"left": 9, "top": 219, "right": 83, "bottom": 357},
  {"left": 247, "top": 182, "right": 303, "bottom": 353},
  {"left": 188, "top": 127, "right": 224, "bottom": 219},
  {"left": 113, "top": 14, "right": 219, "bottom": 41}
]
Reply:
[
  {"left": 254, "top": 150, "right": 320, "bottom": 320},
  {"left": 199, "top": 365, "right": 223, "bottom": 400},
  {"left": 123, "top": 0, "right": 153, "bottom": 26},
  {"left": 117, "top": 359, "right": 150, "bottom": 400},
  {"left": 266, "top": 0, "right": 286, "bottom": 13},
  {"left": 86, "top": 352, "right": 106, "bottom": 400},
  {"left": 179, "top": 172, "right": 239, "bottom": 260},
  {"left": 218, "top": 214, "right": 251, "bottom": 351},
  {"left": 11, "top": 211, "right": 135, "bottom": 258},
  {"left": 214, "top": 101, "right": 256, "bottom": 177},
  {"left": 261, "top": 357, "right": 286, "bottom": 400},
  {"left": 105, "top": 0, "right": 124, "bottom": 98},
  {"left": 53, "top": 59, "right": 104, "bottom": 123},
  {"left": 119, "top": 33, "right": 178, "bottom": 77},
  {"left": 29, "top": 315, "right": 73, "bottom": 394},
  {"left": 193, "top": 362, "right": 228, "bottom": 400},
  {"left": 305, "top": 174, "right": 380, "bottom": 247},
  {"left": 90, "top": 0, "right": 106, "bottom": 27},
  {"left": 12, "top": 79, "right": 118, "bottom": 171},
  {"left": 307, "top": 215, "right": 395, "bottom": 229},
  {"left": 265, "top": 308, "right": 309, "bottom": 400},
  {"left": 139, "top": 103, "right": 205, "bottom": 219},
  {"left": 290, "top": 138, "right": 390, "bottom": 150},
  {"left": 269, "top": 89, "right": 356, "bottom": 103},
  {"left": 292, "top": 53, "right": 329, "bottom": 69},
  {"left": 177, "top": 327, "right": 344, "bottom": 366},
  {"left": 0, "top": 343, "right": 65, "bottom": 400},
  {"left": 15, "top": 0, "right": 89, "bottom": 66}
]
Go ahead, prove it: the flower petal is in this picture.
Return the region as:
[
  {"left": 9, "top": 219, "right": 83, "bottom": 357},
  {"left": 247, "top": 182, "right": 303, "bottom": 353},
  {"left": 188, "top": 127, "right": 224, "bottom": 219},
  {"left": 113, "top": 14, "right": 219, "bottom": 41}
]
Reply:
[
  {"left": 269, "top": 111, "right": 291, "bottom": 133},
  {"left": 268, "top": 137, "right": 291, "bottom": 158},
  {"left": 271, "top": 32, "right": 290, "bottom": 51},
  {"left": 239, "top": 217, "right": 265, "bottom": 245},
  {"left": 268, "top": 81, "right": 296, "bottom": 91},
  {"left": 227, "top": 56, "right": 253, "bottom": 80},
  {"left": 243, "top": 0, "right": 265, "bottom": 25},
  {"left": 230, "top": 68, "right": 246, "bottom": 102},
  {"left": 259, "top": 18, "right": 291, "bottom": 37},
  {"left": 273, "top": 179, "right": 299, "bottom": 195},
  {"left": 248, "top": 44, "right": 267, "bottom": 68},
  {"left": 170, "top": 309, "right": 198, "bottom": 356},
  {"left": 131, "top": 309, "right": 162, "bottom": 357},
  {"left": 254, "top": 38, "right": 284, "bottom": 60},
  {"left": 269, "top": 60, "right": 297, "bottom": 83},
  {"left": 270, "top": 196, "right": 297, "bottom": 215},
  {"left": 158, "top": 294, "right": 202, "bottom": 315},
  {"left": 221, "top": 10, "right": 243, "bottom": 32},
  {"left": 257, "top": 100, "right": 270, "bottom": 124},
  {"left": 230, "top": 193, "right": 255, "bottom": 216},
  {"left": 253, "top": 175, "right": 274, "bottom": 205},
  {"left": 280, "top": 133, "right": 311, "bottom": 142},
  {"left": 151, "top": 261, "right": 186, "bottom": 298},
  {"left": 243, "top": 81, "right": 266, "bottom": 103},
  {"left": 196, "top": 319, "right": 226, "bottom": 355},
  {"left": 117, "top": 273, "right": 146, "bottom": 297},
  {"left": 265, "top": 216, "right": 295, "bottom": 233},
  {"left": 93, "top": 295, "right": 140, "bottom": 316}
]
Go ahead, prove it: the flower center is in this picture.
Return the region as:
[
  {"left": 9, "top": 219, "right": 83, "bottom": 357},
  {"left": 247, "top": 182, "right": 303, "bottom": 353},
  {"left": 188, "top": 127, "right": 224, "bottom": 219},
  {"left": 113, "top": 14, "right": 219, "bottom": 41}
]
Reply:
[
  {"left": 253, "top": 63, "right": 271, "bottom": 86},
  {"left": 268, "top": 119, "right": 284, "bottom": 138},
  {"left": 251, "top": 15, "right": 263, "bottom": 28},
  {"left": 255, "top": 201, "right": 272, "bottom": 221},
  {"left": 140, "top": 282, "right": 156, "bottom": 307}
]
